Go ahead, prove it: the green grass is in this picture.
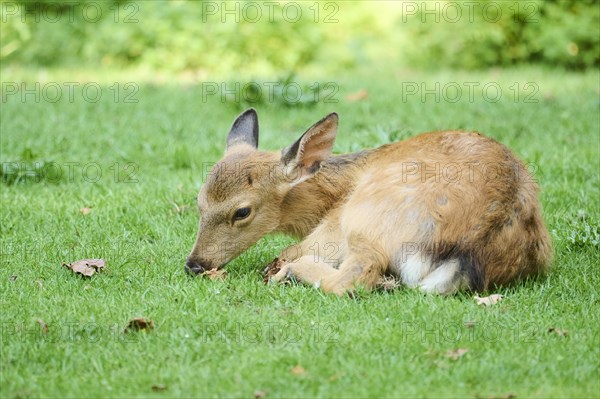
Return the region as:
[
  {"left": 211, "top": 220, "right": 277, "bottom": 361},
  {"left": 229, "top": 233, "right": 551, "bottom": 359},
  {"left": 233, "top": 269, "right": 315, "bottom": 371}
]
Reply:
[{"left": 1, "top": 66, "right": 599, "bottom": 398}]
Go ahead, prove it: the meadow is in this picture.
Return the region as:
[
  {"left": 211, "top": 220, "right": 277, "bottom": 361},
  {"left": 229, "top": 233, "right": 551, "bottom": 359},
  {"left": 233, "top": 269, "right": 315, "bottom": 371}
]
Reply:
[{"left": 1, "top": 66, "right": 599, "bottom": 398}]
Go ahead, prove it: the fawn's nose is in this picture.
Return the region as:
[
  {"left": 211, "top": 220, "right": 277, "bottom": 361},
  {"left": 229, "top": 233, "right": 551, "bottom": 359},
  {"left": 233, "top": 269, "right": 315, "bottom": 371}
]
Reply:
[{"left": 185, "top": 258, "right": 212, "bottom": 275}]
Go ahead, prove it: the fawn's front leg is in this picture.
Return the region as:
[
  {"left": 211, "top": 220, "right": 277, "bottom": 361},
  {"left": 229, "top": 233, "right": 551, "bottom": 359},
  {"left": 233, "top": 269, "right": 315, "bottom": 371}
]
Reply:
[
  {"left": 269, "top": 208, "right": 345, "bottom": 266},
  {"left": 272, "top": 233, "right": 389, "bottom": 296},
  {"left": 270, "top": 255, "right": 339, "bottom": 289},
  {"left": 268, "top": 209, "right": 344, "bottom": 283}
]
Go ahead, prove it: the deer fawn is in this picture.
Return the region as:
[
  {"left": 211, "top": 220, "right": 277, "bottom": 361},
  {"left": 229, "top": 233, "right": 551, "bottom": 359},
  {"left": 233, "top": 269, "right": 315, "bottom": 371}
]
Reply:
[{"left": 186, "top": 109, "right": 552, "bottom": 295}]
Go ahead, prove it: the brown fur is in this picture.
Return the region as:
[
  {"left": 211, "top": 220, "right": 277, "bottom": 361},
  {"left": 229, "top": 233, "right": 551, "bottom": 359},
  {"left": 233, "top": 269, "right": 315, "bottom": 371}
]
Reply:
[{"left": 186, "top": 109, "right": 552, "bottom": 295}]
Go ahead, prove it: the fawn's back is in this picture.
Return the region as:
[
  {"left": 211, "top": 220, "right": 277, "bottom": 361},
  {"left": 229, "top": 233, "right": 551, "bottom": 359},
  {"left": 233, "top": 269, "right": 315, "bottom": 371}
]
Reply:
[{"left": 325, "top": 130, "right": 552, "bottom": 291}]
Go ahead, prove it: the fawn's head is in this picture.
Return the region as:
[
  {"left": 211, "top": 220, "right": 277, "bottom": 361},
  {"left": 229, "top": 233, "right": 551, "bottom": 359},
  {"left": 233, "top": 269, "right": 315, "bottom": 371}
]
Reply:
[{"left": 186, "top": 108, "right": 338, "bottom": 274}]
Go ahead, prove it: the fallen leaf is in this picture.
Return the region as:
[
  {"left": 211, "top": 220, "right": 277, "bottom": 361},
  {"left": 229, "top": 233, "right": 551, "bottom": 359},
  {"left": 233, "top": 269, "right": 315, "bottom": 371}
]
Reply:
[
  {"left": 62, "top": 259, "right": 105, "bottom": 277},
  {"left": 80, "top": 207, "right": 92, "bottom": 215},
  {"left": 475, "top": 294, "right": 504, "bottom": 306},
  {"left": 290, "top": 365, "right": 306, "bottom": 376},
  {"left": 262, "top": 257, "right": 284, "bottom": 284},
  {"left": 125, "top": 317, "right": 154, "bottom": 333},
  {"left": 548, "top": 327, "right": 568, "bottom": 337},
  {"left": 200, "top": 268, "right": 227, "bottom": 280},
  {"left": 36, "top": 319, "right": 48, "bottom": 334},
  {"left": 9, "top": 275, "right": 17, "bottom": 281},
  {"left": 254, "top": 390, "right": 267, "bottom": 398},
  {"left": 376, "top": 275, "right": 400, "bottom": 291},
  {"left": 151, "top": 384, "right": 167, "bottom": 392},
  {"left": 346, "top": 89, "right": 368, "bottom": 102},
  {"left": 445, "top": 348, "right": 469, "bottom": 360}
]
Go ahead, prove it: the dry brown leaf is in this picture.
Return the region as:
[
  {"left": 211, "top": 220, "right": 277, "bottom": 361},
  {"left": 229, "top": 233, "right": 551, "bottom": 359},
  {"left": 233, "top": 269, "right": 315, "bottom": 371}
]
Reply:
[
  {"left": 36, "top": 319, "right": 48, "bottom": 334},
  {"left": 200, "top": 268, "right": 227, "bottom": 280},
  {"left": 290, "top": 365, "right": 306, "bottom": 376},
  {"left": 474, "top": 294, "right": 504, "bottom": 306},
  {"left": 63, "top": 259, "right": 106, "bottom": 277},
  {"left": 125, "top": 317, "right": 154, "bottom": 333},
  {"left": 548, "top": 327, "right": 568, "bottom": 337},
  {"left": 151, "top": 384, "right": 167, "bottom": 392},
  {"left": 376, "top": 275, "right": 400, "bottom": 291},
  {"left": 263, "top": 257, "right": 284, "bottom": 284},
  {"left": 346, "top": 89, "right": 368, "bottom": 102},
  {"left": 254, "top": 390, "right": 267, "bottom": 399},
  {"left": 80, "top": 207, "right": 92, "bottom": 215},
  {"left": 445, "top": 348, "right": 469, "bottom": 360},
  {"left": 9, "top": 275, "right": 17, "bottom": 281}
]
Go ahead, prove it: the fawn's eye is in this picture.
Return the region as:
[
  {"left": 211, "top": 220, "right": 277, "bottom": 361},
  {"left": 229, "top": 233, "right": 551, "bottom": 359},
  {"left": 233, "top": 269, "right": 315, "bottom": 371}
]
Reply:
[{"left": 233, "top": 207, "right": 251, "bottom": 221}]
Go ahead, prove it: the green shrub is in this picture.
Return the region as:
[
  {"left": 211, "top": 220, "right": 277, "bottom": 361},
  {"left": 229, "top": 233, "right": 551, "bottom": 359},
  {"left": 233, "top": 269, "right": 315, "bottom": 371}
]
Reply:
[
  {"left": 1, "top": 0, "right": 597, "bottom": 73},
  {"left": 402, "top": 0, "right": 599, "bottom": 70},
  {"left": 0, "top": 1, "right": 328, "bottom": 75}
]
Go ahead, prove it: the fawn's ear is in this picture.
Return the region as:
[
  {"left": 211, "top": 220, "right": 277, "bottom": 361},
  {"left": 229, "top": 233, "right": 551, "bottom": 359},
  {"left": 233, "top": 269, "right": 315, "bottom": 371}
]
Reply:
[
  {"left": 226, "top": 108, "right": 259, "bottom": 151},
  {"left": 280, "top": 112, "right": 338, "bottom": 185}
]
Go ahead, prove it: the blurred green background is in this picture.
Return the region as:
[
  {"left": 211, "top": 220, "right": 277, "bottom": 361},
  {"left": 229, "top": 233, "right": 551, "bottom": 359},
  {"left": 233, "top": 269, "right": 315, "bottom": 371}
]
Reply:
[{"left": 2, "top": 0, "right": 598, "bottom": 79}]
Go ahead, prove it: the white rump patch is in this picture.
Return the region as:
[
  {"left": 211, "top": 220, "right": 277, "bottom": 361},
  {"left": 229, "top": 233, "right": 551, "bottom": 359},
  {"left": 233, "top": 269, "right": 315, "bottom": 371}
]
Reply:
[
  {"left": 419, "top": 259, "right": 465, "bottom": 295},
  {"left": 392, "top": 252, "right": 431, "bottom": 288}
]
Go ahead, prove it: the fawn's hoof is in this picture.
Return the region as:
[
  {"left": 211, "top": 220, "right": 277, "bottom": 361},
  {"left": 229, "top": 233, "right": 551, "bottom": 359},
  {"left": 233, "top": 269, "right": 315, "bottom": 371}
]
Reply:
[{"left": 263, "top": 257, "right": 284, "bottom": 284}]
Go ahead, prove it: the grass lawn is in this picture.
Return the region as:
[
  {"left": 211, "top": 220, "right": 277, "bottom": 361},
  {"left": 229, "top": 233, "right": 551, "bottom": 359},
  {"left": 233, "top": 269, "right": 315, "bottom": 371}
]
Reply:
[{"left": 1, "top": 66, "right": 599, "bottom": 398}]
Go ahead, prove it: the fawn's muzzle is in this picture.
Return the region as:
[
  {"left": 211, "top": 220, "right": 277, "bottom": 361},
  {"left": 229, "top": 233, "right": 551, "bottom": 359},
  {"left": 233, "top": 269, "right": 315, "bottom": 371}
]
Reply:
[{"left": 185, "top": 258, "right": 213, "bottom": 275}]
